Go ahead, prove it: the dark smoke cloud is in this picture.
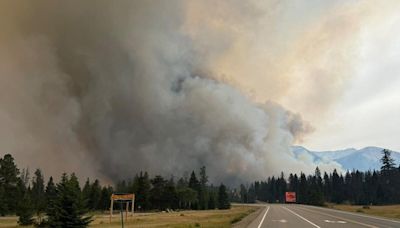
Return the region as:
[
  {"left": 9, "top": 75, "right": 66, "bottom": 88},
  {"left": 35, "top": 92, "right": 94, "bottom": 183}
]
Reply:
[{"left": 0, "top": 1, "right": 340, "bottom": 185}]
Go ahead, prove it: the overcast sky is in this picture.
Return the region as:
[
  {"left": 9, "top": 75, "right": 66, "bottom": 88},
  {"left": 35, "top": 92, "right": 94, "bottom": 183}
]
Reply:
[
  {"left": 303, "top": 16, "right": 400, "bottom": 151},
  {"left": 298, "top": 2, "right": 400, "bottom": 151},
  {"left": 197, "top": 0, "right": 400, "bottom": 152}
]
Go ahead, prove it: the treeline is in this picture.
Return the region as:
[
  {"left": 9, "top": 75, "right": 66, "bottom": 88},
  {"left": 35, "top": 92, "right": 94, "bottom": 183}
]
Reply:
[
  {"left": 236, "top": 149, "right": 400, "bottom": 206},
  {"left": 0, "top": 154, "right": 230, "bottom": 227},
  {"left": 114, "top": 167, "right": 230, "bottom": 211}
]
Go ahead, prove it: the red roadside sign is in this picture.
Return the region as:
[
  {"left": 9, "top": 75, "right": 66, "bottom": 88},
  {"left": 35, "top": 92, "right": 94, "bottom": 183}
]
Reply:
[{"left": 285, "top": 192, "right": 296, "bottom": 203}]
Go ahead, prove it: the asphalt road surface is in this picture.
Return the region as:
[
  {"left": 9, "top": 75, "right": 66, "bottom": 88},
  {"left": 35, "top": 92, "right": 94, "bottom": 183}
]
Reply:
[{"left": 246, "top": 204, "right": 400, "bottom": 228}]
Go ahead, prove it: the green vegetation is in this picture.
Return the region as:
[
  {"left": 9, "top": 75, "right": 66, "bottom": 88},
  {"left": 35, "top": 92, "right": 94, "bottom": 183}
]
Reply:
[
  {"left": 46, "top": 173, "right": 93, "bottom": 227},
  {"left": 236, "top": 149, "right": 400, "bottom": 206},
  {"left": 218, "top": 184, "right": 230, "bottom": 209},
  {"left": 0, "top": 154, "right": 231, "bottom": 227}
]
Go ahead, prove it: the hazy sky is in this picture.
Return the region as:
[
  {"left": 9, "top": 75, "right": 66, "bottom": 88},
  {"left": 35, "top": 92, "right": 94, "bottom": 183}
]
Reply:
[
  {"left": 291, "top": 1, "right": 400, "bottom": 151},
  {"left": 303, "top": 18, "right": 400, "bottom": 152},
  {"left": 0, "top": 1, "right": 399, "bottom": 182},
  {"left": 194, "top": 0, "right": 400, "bottom": 151}
]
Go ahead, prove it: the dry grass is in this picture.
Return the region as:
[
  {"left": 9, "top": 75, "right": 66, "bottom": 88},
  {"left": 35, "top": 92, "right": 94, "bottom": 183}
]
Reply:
[
  {"left": 328, "top": 204, "right": 400, "bottom": 220},
  {"left": 0, "top": 206, "right": 257, "bottom": 228},
  {"left": 0, "top": 217, "right": 23, "bottom": 228}
]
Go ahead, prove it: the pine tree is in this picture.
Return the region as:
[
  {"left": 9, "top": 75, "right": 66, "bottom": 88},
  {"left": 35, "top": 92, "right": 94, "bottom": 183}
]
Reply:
[
  {"left": 0, "top": 185, "right": 6, "bottom": 216},
  {"left": 217, "top": 184, "right": 230, "bottom": 209},
  {"left": 199, "top": 166, "right": 209, "bottom": 210},
  {"left": 208, "top": 190, "right": 216, "bottom": 209},
  {"left": 99, "top": 186, "right": 112, "bottom": 211},
  {"left": 135, "top": 172, "right": 151, "bottom": 211},
  {"left": 31, "top": 169, "right": 46, "bottom": 220},
  {"left": 17, "top": 190, "right": 34, "bottom": 226},
  {"left": 41, "top": 176, "right": 57, "bottom": 227},
  {"left": 82, "top": 178, "right": 91, "bottom": 208},
  {"left": 239, "top": 184, "right": 248, "bottom": 203},
  {"left": 89, "top": 180, "right": 102, "bottom": 210},
  {"left": 298, "top": 173, "right": 307, "bottom": 204},
  {"left": 150, "top": 175, "right": 167, "bottom": 210},
  {"left": 164, "top": 178, "right": 178, "bottom": 210},
  {"left": 381, "top": 149, "right": 395, "bottom": 173},
  {"left": 0, "top": 154, "right": 20, "bottom": 214},
  {"left": 47, "top": 173, "right": 92, "bottom": 227},
  {"left": 188, "top": 171, "right": 200, "bottom": 209}
]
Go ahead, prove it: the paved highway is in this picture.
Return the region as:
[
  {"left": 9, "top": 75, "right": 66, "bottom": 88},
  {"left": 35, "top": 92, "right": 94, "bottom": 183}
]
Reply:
[{"left": 246, "top": 204, "right": 400, "bottom": 228}]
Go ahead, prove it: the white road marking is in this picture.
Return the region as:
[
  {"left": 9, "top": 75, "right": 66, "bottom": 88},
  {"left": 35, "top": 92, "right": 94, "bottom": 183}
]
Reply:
[
  {"left": 300, "top": 205, "right": 400, "bottom": 224},
  {"left": 282, "top": 206, "right": 321, "bottom": 228},
  {"left": 297, "top": 206, "right": 378, "bottom": 228},
  {"left": 272, "top": 219, "right": 287, "bottom": 223},
  {"left": 257, "top": 206, "right": 270, "bottom": 228},
  {"left": 324, "top": 219, "right": 347, "bottom": 223}
]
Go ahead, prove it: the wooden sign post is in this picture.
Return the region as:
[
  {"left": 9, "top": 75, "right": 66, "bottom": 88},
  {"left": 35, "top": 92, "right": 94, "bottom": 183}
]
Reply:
[{"left": 110, "top": 193, "right": 135, "bottom": 224}]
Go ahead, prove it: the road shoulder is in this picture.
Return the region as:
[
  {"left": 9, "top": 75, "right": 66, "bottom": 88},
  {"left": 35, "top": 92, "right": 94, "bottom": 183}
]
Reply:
[{"left": 232, "top": 205, "right": 265, "bottom": 228}]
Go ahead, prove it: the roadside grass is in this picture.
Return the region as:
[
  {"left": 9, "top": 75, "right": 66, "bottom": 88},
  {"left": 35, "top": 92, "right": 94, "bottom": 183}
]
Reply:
[
  {"left": 328, "top": 204, "right": 400, "bottom": 220},
  {"left": 0, "top": 205, "right": 257, "bottom": 228}
]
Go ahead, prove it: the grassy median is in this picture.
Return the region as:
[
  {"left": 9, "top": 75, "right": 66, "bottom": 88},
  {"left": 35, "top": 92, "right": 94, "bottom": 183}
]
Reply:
[{"left": 0, "top": 205, "right": 257, "bottom": 228}]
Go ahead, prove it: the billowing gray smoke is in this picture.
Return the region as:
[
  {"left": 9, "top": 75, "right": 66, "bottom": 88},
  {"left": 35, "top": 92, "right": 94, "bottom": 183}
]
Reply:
[{"left": 0, "top": 1, "right": 341, "bottom": 185}]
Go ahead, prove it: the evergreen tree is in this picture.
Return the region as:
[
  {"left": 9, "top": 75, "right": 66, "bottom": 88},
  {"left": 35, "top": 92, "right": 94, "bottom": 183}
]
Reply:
[
  {"left": 89, "top": 180, "right": 102, "bottom": 210},
  {"left": 164, "top": 178, "right": 178, "bottom": 209},
  {"left": 199, "top": 166, "right": 209, "bottom": 210},
  {"left": 150, "top": 175, "right": 167, "bottom": 210},
  {"left": 47, "top": 173, "right": 92, "bottom": 227},
  {"left": 188, "top": 171, "right": 200, "bottom": 209},
  {"left": 298, "top": 173, "right": 307, "bottom": 204},
  {"left": 39, "top": 176, "right": 57, "bottom": 227},
  {"left": 82, "top": 178, "right": 91, "bottom": 208},
  {"left": 0, "top": 154, "right": 20, "bottom": 214},
  {"left": 176, "top": 177, "right": 188, "bottom": 189},
  {"left": 99, "top": 186, "right": 112, "bottom": 211},
  {"left": 31, "top": 169, "right": 46, "bottom": 219},
  {"left": 17, "top": 190, "right": 34, "bottom": 226},
  {"left": 381, "top": 149, "right": 395, "bottom": 173},
  {"left": 0, "top": 185, "right": 6, "bottom": 216},
  {"left": 135, "top": 172, "right": 151, "bottom": 211},
  {"left": 217, "top": 184, "right": 230, "bottom": 209},
  {"left": 247, "top": 184, "right": 256, "bottom": 203},
  {"left": 188, "top": 171, "right": 200, "bottom": 192},
  {"left": 240, "top": 184, "right": 248, "bottom": 203},
  {"left": 208, "top": 189, "right": 217, "bottom": 209}
]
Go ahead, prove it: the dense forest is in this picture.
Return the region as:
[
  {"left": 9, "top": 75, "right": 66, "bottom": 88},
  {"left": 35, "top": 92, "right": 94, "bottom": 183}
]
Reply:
[
  {"left": 0, "top": 154, "right": 230, "bottom": 226},
  {"left": 1, "top": 149, "right": 398, "bottom": 226},
  {"left": 235, "top": 149, "right": 400, "bottom": 206}
]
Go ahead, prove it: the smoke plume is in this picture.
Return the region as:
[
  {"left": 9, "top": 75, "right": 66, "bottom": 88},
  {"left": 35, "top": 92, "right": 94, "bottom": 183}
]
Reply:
[{"left": 0, "top": 0, "right": 353, "bottom": 184}]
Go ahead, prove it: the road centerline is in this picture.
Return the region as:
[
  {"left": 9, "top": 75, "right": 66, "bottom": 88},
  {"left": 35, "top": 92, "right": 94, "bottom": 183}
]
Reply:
[
  {"left": 282, "top": 206, "right": 321, "bottom": 228},
  {"left": 257, "top": 206, "right": 270, "bottom": 228}
]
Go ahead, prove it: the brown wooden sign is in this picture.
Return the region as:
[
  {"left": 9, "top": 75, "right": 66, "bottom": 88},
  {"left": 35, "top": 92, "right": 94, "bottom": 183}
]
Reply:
[
  {"left": 110, "top": 193, "right": 135, "bottom": 222},
  {"left": 111, "top": 194, "right": 135, "bottom": 201}
]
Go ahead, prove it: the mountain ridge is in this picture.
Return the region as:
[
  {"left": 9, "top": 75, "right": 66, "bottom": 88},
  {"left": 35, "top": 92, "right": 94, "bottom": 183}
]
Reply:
[{"left": 292, "top": 146, "right": 400, "bottom": 171}]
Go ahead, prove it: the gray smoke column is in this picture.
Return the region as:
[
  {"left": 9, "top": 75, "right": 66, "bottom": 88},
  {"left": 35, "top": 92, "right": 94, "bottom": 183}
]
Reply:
[{"left": 0, "top": 1, "right": 341, "bottom": 184}]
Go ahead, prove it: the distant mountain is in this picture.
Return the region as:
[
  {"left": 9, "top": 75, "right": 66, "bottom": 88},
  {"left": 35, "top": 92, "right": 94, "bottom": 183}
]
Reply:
[{"left": 292, "top": 146, "right": 400, "bottom": 171}]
